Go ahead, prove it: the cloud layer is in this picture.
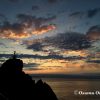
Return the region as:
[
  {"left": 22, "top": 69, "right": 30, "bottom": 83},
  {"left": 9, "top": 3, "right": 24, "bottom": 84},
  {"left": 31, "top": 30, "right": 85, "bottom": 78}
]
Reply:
[
  {"left": 25, "top": 32, "right": 91, "bottom": 52},
  {"left": 69, "top": 8, "right": 100, "bottom": 19},
  {"left": 48, "top": 0, "right": 57, "bottom": 3},
  {"left": 44, "top": 32, "right": 91, "bottom": 50},
  {"left": 32, "top": 5, "right": 39, "bottom": 11},
  {"left": 0, "top": 14, "right": 56, "bottom": 39},
  {"left": 86, "top": 25, "right": 100, "bottom": 40}
]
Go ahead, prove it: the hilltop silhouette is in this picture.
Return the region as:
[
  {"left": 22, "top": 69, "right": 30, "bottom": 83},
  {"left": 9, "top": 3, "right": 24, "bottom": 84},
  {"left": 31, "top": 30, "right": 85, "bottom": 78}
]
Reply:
[{"left": 0, "top": 52, "right": 58, "bottom": 100}]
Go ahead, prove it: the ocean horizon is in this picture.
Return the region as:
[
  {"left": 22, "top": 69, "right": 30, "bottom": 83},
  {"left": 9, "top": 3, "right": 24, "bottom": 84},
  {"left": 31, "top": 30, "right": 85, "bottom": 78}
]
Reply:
[{"left": 32, "top": 76, "right": 100, "bottom": 100}]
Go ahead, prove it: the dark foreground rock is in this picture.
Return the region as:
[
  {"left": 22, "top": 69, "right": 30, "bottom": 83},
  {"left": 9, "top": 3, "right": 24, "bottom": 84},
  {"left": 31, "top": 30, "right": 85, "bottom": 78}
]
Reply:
[{"left": 0, "top": 58, "right": 58, "bottom": 100}]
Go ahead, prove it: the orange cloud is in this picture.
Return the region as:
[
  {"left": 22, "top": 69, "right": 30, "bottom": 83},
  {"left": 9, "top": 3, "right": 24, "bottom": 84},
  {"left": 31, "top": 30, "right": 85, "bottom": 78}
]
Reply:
[
  {"left": 23, "top": 58, "right": 100, "bottom": 74},
  {"left": 86, "top": 25, "right": 100, "bottom": 40},
  {"left": 87, "top": 32, "right": 100, "bottom": 40},
  {"left": 62, "top": 50, "right": 88, "bottom": 57},
  {"left": 0, "top": 24, "right": 56, "bottom": 39},
  {"left": 32, "top": 24, "right": 56, "bottom": 35},
  {"left": 0, "top": 30, "right": 31, "bottom": 39}
]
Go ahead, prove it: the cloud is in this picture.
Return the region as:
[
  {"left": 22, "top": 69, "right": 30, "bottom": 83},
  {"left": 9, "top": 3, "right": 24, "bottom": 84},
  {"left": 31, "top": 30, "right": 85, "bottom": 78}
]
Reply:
[
  {"left": 0, "top": 42, "right": 6, "bottom": 47},
  {"left": 44, "top": 32, "right": 91, "bottom": 50},
  {"left": 24, "top": 63, "right": 40, "bottom": 68},
  {"left": 87, "top": 60, "right": 100, "bottom": 64},
  {"left": 69, "top": 12, "right": 84, "bottom": 18},
  {"left": 27, "top": 42, "right": 43, "bottom": 51},
  {"left": 0, "top": 21, "right": 31, "bottom": 39},
  {"left": 86, "top": 25, "right": 100, "bottom": 40},
  {"left": 16, "top": 14, "right": 35, "bottom": 28},
  {"left": 24, "top": 67, "right": 42, "bottom": 71},
  {"left": 69, "top": 8, "right": 100, "bottom": 19},
  {"left": 17, "top": 14, "right": 56, "bottom": 29},
  {"left": 48, "top": 0, "right": 57, "bottom": 3},
  {"left": 0, "top": 53, "right": 85, "bottom": 62},
  {"left": 32, "top": 5, "right": 39, "bottom": 11},
  {"left": 0, "top": 14, "right": 56, "bottom": 39},
  {"left": 16, "top": 14, "right": 56, "bottom": 34},
  {"left": 31, "top": 24, "right": 56, "bottom": 35},
  {"left": 23, "top": 32, "right": 91, "bottom": 54},
  {"left": 0, "top": 42, "right": 5, "bottom": 45},
  {"left": 87, "top": 8, "right": 100, "bottom": 18}
]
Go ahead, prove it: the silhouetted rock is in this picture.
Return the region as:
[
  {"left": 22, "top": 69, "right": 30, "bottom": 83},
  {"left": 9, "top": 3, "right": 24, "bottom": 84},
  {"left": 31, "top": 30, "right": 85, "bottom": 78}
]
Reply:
[
  {"left": 0, "top": 57, "right": 58, "bottom": 100},
  {"left": 34, "top": 79, "right": 58, "bottom": 100}
]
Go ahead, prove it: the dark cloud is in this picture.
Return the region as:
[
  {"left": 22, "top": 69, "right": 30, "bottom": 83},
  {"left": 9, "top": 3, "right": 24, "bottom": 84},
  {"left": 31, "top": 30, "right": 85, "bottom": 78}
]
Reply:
[
  {"left": 0, "top": 14, "right": 56, "bottom": 39},
  {"left": 87, "top": 8, "right": 100, "bottom": 18},
  {"left": 24, "top": 67, "right": 42, "bottom": 70},
  {"left": 69, "top": 8, "right": 100, "bottom": 19},
  {"left": 17, "top": 14, "right": 35, "bottom": 28},
  {"left": 0, "top": 43, "right": 5, "bottom": 46},
  {"left": 69, "top": 12, "right": 84, "bottom": 18},
  {"left": 1, "top": 21, "right": 27, "bottom": 33},
  {"left": 32, "top": 5, "right": 39, "bottom": 11},
  {"left": 24, "top": 63, "right": 40, "bottom": 68},
  {"left": 0, "top": 21, "right": 30, "bottom": 39},
  {"left": 31, "top": 24, "right": 56, "bottom": 35},
  {"left": 17, "top": 14, "right": 56, "bottom": 29},
  {"left": 88, "top": 25, "right": 100, "bottom": 32},
  {"left": 11, "top": 23, "right": 26, "bottom": 33},
  {"left": 0, "top": 53, "right": 85, "bottom": 61},
  {"left": 27, "top": 42, "right": 43, "bottom": 51},
  {"left": 86, "top": 25, "right": 100, "bottom": 40},
  {"left": 48, "top": 0, "right": 57, "bottom": 3},
  {"left": 87, "top": 60, "right": 100, "bottom": 64},
  {"left": 33, "top": 16, "right": 56, "bottom": 29},
  {"left": 44, "top": 32, "right": 91, "bottom": 50},
  {"left": 23, "top": 32, "right": 91, "bottom": 53}
]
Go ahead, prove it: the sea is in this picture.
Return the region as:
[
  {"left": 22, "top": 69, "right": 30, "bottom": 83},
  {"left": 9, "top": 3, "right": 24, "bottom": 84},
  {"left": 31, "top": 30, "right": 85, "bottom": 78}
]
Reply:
[{"left": 32, "top": 77, "right": 100, "bottom": 100}]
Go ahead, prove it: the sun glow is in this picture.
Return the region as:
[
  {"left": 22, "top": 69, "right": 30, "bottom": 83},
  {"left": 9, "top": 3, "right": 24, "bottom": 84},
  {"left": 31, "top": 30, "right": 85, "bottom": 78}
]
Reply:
[{"left": 62, "top": 50, "right": 88, "bottom": 57}]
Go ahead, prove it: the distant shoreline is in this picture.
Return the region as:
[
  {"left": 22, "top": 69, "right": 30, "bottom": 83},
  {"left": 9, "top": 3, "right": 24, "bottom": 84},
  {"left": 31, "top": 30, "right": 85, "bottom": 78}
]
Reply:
[{"left": 30, "top": 74, "right": 100, "bottom": 80}]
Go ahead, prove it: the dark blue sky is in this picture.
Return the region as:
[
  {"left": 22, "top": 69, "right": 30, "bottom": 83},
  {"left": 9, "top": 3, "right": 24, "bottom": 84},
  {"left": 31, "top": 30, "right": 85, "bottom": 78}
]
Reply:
[{"left": 0, "top": 0, "right": 100, "bottom": 34}]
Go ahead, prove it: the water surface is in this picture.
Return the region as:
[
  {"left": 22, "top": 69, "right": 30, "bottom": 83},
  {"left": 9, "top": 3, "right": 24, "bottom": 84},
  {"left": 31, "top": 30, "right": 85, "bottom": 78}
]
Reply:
[{"left": 33, "top": 78, "right": 100, "bottom": 100}]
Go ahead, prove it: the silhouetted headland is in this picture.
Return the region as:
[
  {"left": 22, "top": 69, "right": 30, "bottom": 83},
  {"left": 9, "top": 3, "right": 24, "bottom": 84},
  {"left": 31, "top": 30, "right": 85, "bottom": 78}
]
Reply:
[{"left": 0, "top": 52, "right": 58, "bottom": 100}]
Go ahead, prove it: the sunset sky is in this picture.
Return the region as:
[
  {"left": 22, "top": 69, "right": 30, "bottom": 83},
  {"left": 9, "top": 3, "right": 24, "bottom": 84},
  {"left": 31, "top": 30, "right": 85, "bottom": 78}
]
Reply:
[{"left": 0, "top": 0, "right": 100, "bottom": 75}]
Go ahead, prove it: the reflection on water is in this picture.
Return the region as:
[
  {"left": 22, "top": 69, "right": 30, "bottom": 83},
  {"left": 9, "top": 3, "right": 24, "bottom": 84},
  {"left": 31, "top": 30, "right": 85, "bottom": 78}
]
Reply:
[{"left": 33, "top": 78, "right": 100, "bottom": 100}]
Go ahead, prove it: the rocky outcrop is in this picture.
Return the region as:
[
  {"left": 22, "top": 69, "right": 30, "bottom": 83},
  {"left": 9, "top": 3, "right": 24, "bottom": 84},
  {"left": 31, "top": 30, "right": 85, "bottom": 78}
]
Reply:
[{"left": 0, "top": 58, "right": 58, "bottom": 100}]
